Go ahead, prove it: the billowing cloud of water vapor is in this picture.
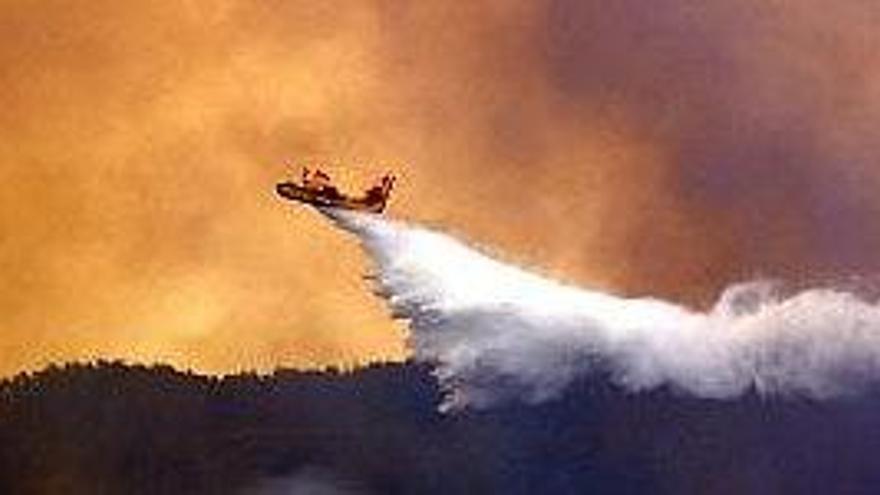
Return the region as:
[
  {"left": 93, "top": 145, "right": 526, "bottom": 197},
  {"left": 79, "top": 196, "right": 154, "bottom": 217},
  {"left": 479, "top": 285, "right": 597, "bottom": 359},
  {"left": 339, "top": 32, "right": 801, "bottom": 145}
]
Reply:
[{"left": 327, "top": 209, "right": 880, "bottom": 410}]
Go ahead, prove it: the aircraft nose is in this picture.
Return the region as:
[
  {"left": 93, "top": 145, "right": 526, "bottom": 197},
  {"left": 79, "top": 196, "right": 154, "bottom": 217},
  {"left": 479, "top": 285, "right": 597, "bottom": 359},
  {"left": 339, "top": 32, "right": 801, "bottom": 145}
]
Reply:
[{"left": 276, "top": 181, "right": 295, "bottom": 199}]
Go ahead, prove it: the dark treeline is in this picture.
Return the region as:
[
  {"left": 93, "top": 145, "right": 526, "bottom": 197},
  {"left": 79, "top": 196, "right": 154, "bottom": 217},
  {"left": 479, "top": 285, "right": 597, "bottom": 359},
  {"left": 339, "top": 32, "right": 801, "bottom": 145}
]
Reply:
[{"left": 1, "top": 361, "right": 879, "bottom": 494}]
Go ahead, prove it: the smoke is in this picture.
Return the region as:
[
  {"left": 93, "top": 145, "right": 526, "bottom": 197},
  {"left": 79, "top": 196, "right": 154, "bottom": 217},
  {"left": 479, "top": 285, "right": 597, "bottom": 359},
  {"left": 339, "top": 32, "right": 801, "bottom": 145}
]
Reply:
[
  {"left": 5, "top": 0, "right": 880, "bottom": 377},
  {"left": 241, "top": 466, "right": 366, "bottom": 495},
  {"left": 325, "top": 208, "right": 880, "bottom": 410}
]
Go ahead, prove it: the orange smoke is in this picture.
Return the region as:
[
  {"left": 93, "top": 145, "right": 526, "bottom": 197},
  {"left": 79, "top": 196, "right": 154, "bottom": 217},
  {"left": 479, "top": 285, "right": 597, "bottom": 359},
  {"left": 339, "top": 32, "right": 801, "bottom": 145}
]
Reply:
[{"left": 2, "top": 0, "right": 880, "bottom": 376}]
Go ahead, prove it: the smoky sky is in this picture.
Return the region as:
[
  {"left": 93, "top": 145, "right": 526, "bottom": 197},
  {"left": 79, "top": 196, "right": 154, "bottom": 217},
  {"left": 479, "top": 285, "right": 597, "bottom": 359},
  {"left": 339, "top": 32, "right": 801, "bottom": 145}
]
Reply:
[
  {"left": 2, "top": 0, "right": 879, "bottom": 376},
  {"left": 536, "top": 0, "right": 880, "bottom": 284}
]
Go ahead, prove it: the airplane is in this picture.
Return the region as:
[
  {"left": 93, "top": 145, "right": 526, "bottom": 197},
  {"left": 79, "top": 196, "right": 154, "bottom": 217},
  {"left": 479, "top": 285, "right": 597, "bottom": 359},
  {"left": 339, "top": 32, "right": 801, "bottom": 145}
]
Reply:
[{"left": 276, "top": 167, "right": 396, "bottom": 214}]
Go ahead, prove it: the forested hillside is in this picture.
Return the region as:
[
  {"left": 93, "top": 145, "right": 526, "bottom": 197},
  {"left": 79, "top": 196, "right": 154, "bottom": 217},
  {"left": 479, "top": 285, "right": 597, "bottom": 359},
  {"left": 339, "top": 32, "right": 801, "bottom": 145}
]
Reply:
[{"left": 1, "top": 361, "right": 879, "bottom": 494}]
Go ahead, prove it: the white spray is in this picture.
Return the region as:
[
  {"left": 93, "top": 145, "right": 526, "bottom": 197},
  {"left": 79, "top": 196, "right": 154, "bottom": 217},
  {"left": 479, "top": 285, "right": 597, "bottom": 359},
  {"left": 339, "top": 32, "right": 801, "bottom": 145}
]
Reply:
[{"left": 323, "top": 209, "right": 880, "bottom": 410}]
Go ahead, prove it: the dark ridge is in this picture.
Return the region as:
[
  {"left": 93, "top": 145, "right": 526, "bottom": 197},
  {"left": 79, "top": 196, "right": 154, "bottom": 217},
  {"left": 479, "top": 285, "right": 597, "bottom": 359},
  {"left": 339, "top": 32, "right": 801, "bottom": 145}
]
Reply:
[{"left": 1, "top": 361, "right": 879, "bottom": 494}]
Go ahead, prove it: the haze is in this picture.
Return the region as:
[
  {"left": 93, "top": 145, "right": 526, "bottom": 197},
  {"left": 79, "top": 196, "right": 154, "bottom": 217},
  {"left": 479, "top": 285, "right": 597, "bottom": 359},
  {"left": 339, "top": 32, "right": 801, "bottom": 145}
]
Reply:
[{"left": 2, "top": 1, "right": 880, "bottom": 376}]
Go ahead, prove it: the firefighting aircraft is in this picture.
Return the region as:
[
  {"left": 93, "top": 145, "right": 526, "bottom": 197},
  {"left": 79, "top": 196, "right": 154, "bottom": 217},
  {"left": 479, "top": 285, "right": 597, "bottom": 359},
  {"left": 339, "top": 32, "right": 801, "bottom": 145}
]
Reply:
[{"left": 276, "top": 167, "right": 395, "bottom": 214}]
